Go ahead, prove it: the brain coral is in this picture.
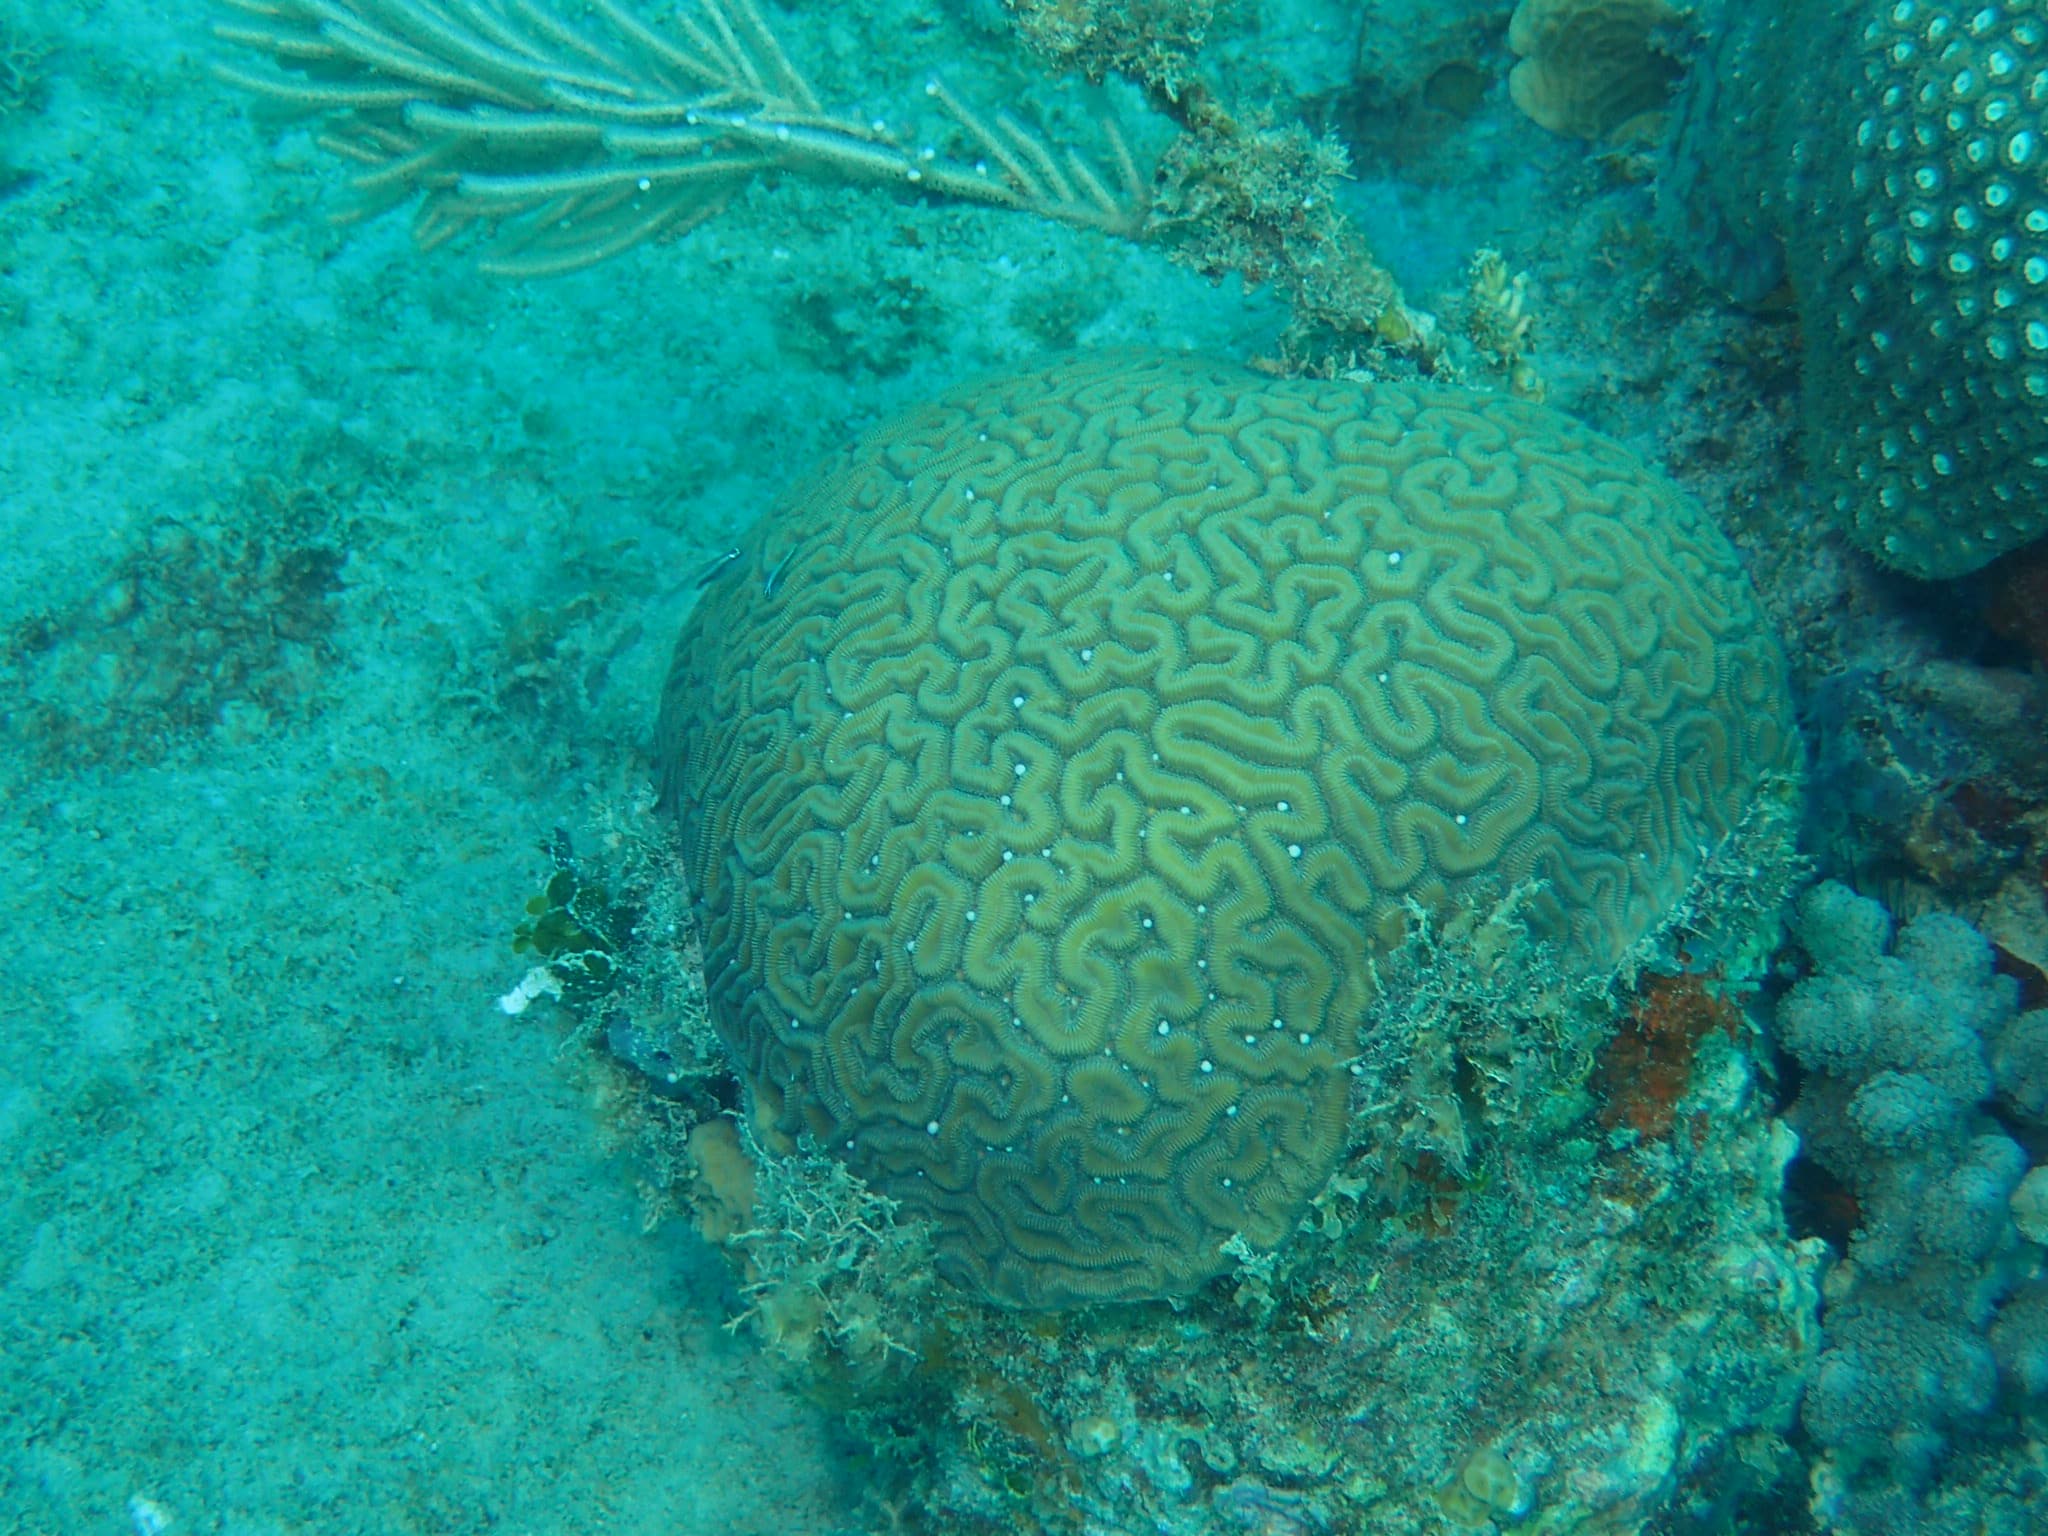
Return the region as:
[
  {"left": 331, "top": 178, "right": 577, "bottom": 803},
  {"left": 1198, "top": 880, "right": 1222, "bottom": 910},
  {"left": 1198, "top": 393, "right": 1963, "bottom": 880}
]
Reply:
[
  {"left": 655, "top": 351, "right": 1798, "bottom": 1307},
  {"left": 1666, "top": 0, "right": 2048, "bottom": 577}
]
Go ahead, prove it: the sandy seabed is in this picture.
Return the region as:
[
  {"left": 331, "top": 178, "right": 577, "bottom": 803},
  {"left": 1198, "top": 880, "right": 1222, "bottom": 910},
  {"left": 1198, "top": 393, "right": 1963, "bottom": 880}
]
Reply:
[{"left": 0, "top": 2, "right": 1280, "bottom": 1530}]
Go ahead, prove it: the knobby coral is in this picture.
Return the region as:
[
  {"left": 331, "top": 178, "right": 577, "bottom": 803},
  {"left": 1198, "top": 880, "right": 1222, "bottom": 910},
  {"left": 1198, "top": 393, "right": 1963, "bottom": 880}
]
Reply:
[{"left": 1776, "top": 883, "right": 2047, "bottom": 1524}]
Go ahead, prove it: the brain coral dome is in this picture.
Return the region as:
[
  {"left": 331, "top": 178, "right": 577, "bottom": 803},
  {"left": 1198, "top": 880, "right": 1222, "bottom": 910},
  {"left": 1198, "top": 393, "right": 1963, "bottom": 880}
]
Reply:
[{"left": 656, "top": 350, "right": 1799, "bottom": 1307}]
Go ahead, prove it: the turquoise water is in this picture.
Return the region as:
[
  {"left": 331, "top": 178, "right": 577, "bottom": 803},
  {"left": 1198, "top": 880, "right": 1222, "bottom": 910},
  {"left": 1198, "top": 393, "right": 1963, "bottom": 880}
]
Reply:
[{"left": 2, "top": 3, "right": 2044, "bottom": 1534}]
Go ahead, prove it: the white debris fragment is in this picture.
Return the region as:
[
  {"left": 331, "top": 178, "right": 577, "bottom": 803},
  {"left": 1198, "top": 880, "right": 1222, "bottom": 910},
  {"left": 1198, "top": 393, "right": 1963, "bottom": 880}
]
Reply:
[{"left": 497, "top": 965, "right": 564, "bottom": 1016}]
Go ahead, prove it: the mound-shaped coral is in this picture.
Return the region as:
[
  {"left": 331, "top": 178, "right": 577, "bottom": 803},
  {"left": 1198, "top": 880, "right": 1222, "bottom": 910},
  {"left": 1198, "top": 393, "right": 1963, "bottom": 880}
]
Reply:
[
  {"left": 1666, "top": 0, "right": 2048, "bottom": 577},
  {"left": 655, "top": 350, "right": 1798, "bottom": 1307},
  {"left": 1507, "top": 0, "right": 1689, "bottom": 141}
]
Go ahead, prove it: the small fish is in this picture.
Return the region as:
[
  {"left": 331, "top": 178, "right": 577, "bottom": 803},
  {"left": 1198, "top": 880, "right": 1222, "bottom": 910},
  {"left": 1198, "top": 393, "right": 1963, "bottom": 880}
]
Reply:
[
  {"left": 691, "top": 548, "right": 741, "bottom": 588},
  {"left": 762, "top": 547, "right": 797, "bottom": 597}
]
